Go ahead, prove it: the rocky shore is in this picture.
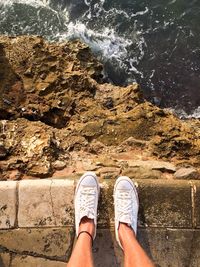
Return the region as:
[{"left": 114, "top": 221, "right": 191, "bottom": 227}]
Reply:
[{"left": 0, "top": 35, "right": 199, "bottom": 181}]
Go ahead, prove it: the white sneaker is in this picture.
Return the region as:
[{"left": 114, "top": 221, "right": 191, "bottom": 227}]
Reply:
[
  {"left": 114, "top": 176, "right": 139, "bottom": 249},
  {"left": 75, "top": 172, "right": 100, "bottom": 240}
]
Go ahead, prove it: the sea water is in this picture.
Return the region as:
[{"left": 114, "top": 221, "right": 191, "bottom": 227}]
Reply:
[{"left": 0, "top": 0, "right": 200, "bottom": 118}]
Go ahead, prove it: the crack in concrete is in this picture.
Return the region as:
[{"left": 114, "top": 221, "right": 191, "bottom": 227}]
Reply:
[
  {"left": 190, "top": 182, "right": 197, "bottom": 228},
  {"left": 14, "top": 182, "right": 19, "bottom": 228},
  {"left": 0, "top": 245, "right": 67, "bottom": 263},
  {"left": 49, "top": 180, "right": 56, "bottom": 226}
]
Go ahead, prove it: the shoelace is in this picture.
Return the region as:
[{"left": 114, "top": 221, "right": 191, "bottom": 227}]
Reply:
[
  {"left": 116, "top": 190, "right": 133, "bottom": 221},
  {"left": 79, "top": 187, "right": 96, "bottom": 216}
]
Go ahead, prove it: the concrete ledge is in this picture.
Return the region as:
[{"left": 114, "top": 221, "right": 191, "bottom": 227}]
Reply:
[
  {"left": 0, "top": 178, "right": 198, "bottom": 229},
  {"left": 1, "top": 228, "right": 200, "bottom": 267},
  {"left": 138, "top": 179, "right": 192, "bottom": 228},
  {"left": 18, "top": 179, "right": 74, "bottom": 227},
  {"left": 0, "top": 228, "right": 74, "bottom": 260},
  {"left": 10, "top": 255, "right": 67, "bottom": 267},
  {"left": 0, "top": 181, "right": 17, "bottom": 229},
  {"left": 1, "top": 178, "right": 200, "bottom": 266}
]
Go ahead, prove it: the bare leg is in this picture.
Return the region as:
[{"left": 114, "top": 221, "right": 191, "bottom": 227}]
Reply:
[
  {"left": 119, "top": 223, "right": 155, "bottom": 267},
  {"left": 67, "top": 217, "right": 94, "bottom": 267}
]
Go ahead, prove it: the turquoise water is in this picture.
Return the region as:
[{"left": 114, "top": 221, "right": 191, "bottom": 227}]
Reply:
[{"left": 0, "top": 0, "right": 200, "bottom": 117}]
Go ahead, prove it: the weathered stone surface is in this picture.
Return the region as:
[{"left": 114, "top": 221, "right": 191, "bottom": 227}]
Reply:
[
  {"left": 18, "top": 179, "right": 53, "bottom": 227},
  {"left": 0, "top": 253, "right": 11, "bottom": 267},
  {"left": 121, "top": 136, "right": 147, "bottom": 148},
  {"left": 0, "top": 36, "right": 199, "bottom": 181},
  {"left": 18, "top": 179, "right": 74, "bottom": 227},
  {"left": 122, "top": 167, "right": 162, "bottom": 179},
  {"left": 194, "top": 182, "right": 200, "bottom": 228},
  {"left": 0, "top": 119, "right": 55, "bottom": 179},
  {"left": 0, "top": 181, "right": 17, "bottom": 229},
  {"left": 128, "top": 160, "right": 176, "bottom": 172},
  {"left": 0, "top": 145, "right": 7, "bottom": 160},
  {"left": 95, "top": 156, "right": 117, "bottom": 168},
  {"left": 93, "top": 229, "right": 123, "bottom": 267},
  {"left": 11, "top": 255, "right": 66, "bottom": 267},
  {"left": 98, "top": 182, "right": 114, "bottom": 226},
  {"left": 52, "top": 161, "right": 66, "bottom": 170},
  {"left": 51, "top": 179, "right": 74, "bottom": 226},
  {"left": 174, "top": 167, "right": 199, "bottom": 180},
  {"left": 138, "top": 228, "right": 200, "bottom": 267},
  {"left": 0, "top": 228, "right": 74, "bottom": 260},
  {"left": 99, "top": 167, "right": 120, "bottom": 180},
  {"left": 137, "top": 179, "right": 192, "bottom": 227},
  {"left": 1, "top": 228, "right": 200, "bottom": 267},
  {"left": 94, "top": 228, "right": 200, "bottom": 267}
]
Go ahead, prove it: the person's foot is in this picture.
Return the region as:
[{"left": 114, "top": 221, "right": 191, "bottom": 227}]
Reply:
[
  {"left": 75, "top": 172, "right": 100, "bottom": 240},
  {"left": 114, "top": 176, "right": 139, "bottom": 249}
]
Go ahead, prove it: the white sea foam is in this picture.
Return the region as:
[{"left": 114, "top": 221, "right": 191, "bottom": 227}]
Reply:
[
  {"left": 0, "top": 0, "right": 50, "bottom": 7},
  {"left": 171, "top": 107, "right": 200, "bottom": 119},
  {"left": 188, "top": 107, "right": 200, "bottom": 119},
  {"left": 61, "top": 22, "right": 132, "bottom": 61}
]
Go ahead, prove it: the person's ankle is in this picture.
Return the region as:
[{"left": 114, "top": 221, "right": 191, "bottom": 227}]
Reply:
[
  {"left": 118, "top": 222, "right": 136, "bottom": 247},
  {"left": 78, "top": 217, "right": 95, "bottom": 237}
]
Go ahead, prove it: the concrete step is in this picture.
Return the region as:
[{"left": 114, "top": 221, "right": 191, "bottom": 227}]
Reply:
[{"left": 0, "top": 178, "right": 200, "bottom": 266}]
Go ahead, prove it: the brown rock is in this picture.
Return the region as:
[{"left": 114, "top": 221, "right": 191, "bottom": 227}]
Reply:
[
  {"left": 127, "top": 160, "right": 176, "bottom": 173},
  {"left": 122, "top": 167, "right": 162, "bottom": 179},
  {"left": 0, "top": 253, "right": 11, "bottom": 267},
  {"left": 99, "top": 167, "right": 120, "bottom": 179},
  {"left": 0, "top": 145, "right": 7, "bottom": 159},
  {"left": 95, "top": 156, "right": 117, "bottom": 168},
  {"left": 52, "top": 160, "right": 66, "bottom": 170},
  {"left": 174, "top": 167, "right": 199, "bottom": 180},
  {"left": 0, "top": 35, "right": 199, "bottom": 180}
]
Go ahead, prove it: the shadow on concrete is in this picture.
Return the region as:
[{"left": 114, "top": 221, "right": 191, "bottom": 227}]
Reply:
[
  {"left": 93, "top": 229, "right": 123, "bottom": 267},
  {"left": 137, "top": 228, "right": 159, "bottom": 266}
]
